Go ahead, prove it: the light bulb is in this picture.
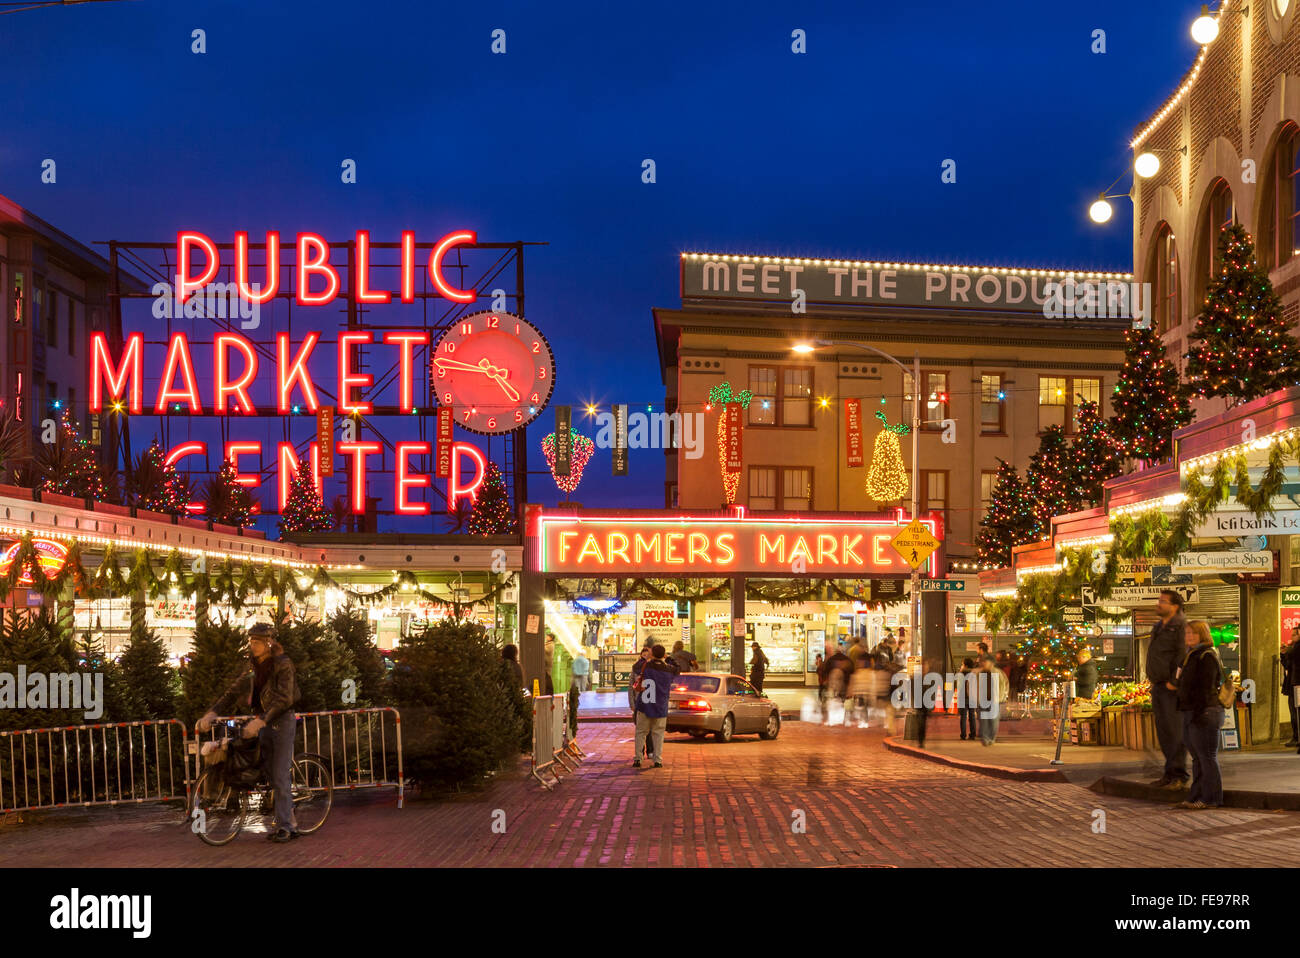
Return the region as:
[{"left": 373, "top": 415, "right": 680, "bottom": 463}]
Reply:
[
  {"left": 1089, "top": 198, "right": 1114, "bottom": 224},
  {"left": 1191, "top": 6, "right": 1219, "bottom": 44},
  {"left": 1134, "top": 152, "right": 1160, "bottom": 178}
]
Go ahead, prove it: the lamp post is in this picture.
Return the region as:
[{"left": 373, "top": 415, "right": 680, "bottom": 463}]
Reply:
[{"left": 793, "top": 340, "right": 924, "bottom": 690}]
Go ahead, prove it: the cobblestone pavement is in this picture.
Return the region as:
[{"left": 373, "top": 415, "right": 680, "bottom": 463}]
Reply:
[{"left": 2, "top": 722, "right": 1298, "bottom": 867}]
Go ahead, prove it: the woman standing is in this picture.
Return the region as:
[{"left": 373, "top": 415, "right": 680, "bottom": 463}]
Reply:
[{"left": 1175, "top": 620, "right": 1226, "bottom": 810}]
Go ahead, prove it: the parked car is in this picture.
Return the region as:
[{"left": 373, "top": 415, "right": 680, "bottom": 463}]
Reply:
[{"left": 666, "top": 672, "right": 780, "bottom": 742}]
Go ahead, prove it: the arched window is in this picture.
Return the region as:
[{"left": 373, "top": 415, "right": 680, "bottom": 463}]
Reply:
[
  {"left": 1258, "top": 123, "right": 1300, "bottom": 271},
  {"left": 1147, "top": 223, "right": 1180, "bottom": 333},
  {"left": 1194, "top": 179, "right": 1235, "bottom": 307}
]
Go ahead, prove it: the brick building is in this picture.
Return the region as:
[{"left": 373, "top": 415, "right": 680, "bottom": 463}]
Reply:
[{"left": 1132, "top": 0, "right": 1300, "bottom": 416}]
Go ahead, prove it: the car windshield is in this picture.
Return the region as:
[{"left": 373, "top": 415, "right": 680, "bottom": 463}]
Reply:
[{"left": 671, "top": 675, "right": 720, "bottom": 693}]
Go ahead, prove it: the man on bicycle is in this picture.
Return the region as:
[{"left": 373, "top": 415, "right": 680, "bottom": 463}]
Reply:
[{"left": 197, "top": 623, "right": 302, "bottom": 843}]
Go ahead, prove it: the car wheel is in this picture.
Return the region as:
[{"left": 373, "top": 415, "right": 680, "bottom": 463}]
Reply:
[
  {"left": 759, "top": 711, "right": 781, "bottom": 740},
  {"left": 715, "top": 714, "right": 734, "bottom": 743}
]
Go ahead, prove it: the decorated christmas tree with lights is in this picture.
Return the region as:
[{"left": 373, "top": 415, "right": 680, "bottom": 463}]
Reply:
[
  {"left": 278, "top": 461, "right": 333, "bottom": 538},
  {"left": 1024, "top": 425, "right": 1072, "bottom": 539},
  {"left": 131, "top": 439, "right": 192, "bottom": 515},
  {"left": 1185, "top": 224, "right": 1300, "bottom": 406},
  {"left": 1109, "top": 325, "right": 1191, "bottom": 461},
  {"left": 39, "top": 410, "right": 105, "bottom": 501},
  {"left": 205, "top": 460, "right": 255, "bottom": 528},
  {"left": 866, "top": 410, "right": 910, "bottom": 504},
  {"left": 1012, "top": 628, "right": 1092, "bottom": 690},
  {"left": 1069, "top": 400, "right": 1122, "bottom": 507},
  {"left": 975, "top": 459, "right": 1036, "bottom": 567},
  {"left": 469, "top": 462, "right": 517, "bottom": 535}
]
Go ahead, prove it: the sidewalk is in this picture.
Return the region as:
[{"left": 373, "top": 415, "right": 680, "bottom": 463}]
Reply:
[{"left": 884, "top": 715, "right": 1300, "bottom": 809}]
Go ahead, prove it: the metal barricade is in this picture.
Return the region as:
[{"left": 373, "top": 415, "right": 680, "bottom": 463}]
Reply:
[
  {"left": 531, "top": 694, "right": 585, "bottom": 790},
  {"left": 0, "top": 719, "right": 189, "bottom": 814},
  {"left": 197, "top": 708, "right": 404, "bottom": 808}
]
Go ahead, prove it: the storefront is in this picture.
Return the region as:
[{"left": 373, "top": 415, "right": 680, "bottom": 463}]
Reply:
[{"left": 530, "top": 507, "right": 945, "bottom": 689}]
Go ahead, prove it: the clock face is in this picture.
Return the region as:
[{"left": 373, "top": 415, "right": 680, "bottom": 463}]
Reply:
[{"left": 433, "top": 311, "right": 555, "bottom": 435}]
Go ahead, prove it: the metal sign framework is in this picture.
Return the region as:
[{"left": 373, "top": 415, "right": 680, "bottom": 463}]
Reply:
[{"left": 101, "top": 237, "right": 543, "bottom": 526}]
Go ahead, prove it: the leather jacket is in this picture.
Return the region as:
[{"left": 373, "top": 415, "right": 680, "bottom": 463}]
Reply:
[{"left": 211, "top": 653, "right": 301, "bottom": 725}]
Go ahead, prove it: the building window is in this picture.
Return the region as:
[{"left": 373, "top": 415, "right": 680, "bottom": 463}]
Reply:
[
  {"left": 1194, "top": 179, "right": 1235, "bottom": 307},
  {"left": 748, "top": 365, "right": 813, "bottom": 427},
  {"left": 980, "top": 373, "right": 1004, "bottom": 434},
  {"left": 903, "top": 370, "right": 948, "bottom": 429},
  {"left": 1038, "top": 375, "right": 1100, "bottom": 434},
  {"left": 90, "top": 412, "right": 102, "bottom": 448},
  {"left": 1260, "top": 123, "right": 1300, "bottom": 272},
  {"left": 46, "top": 289, "right": 57, "bottom": 348},
  {"left": 11, "top": 271, "right": 23, "bottom": 326},
  {"left": 980, "top": 470, "right": 999, "bottom": 513},
  {"left": 67, "top": 299, "right": 75, "bottom": 356},
  {"left": 921, "top": 470, "right": 948, "bottom": 524},
  {"left": 749, "top": 367, "right": 776, "bottom": 425},
  {"left": 748, "top": 465, "right": 812, "bottom": 511},
  {"left": 1148, "top": 223, "right": 1180, "bottom": 334}
]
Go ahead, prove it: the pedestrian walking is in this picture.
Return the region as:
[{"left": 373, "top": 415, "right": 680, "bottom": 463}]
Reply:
[
  {"left": 847, "top": 634, "right": 868, "bottom": 670},
  {"left": 571, "top": 649, "right": 590, "bottom": 694},
  {"left": 1174, "top": 620, "right": 1226, "bottom": 810},
  {"left": 749, "top": 641, "right": 770, "bottom": 694},
  {"left": 1283, "top": 627, "right": 1299, "bottom": 747},
  {"left": 632, "top": 644, "right": 674, "bottom": 768},
  {"left": 978, "top": 655, "right": 1003, "bottom": 746},
  {"left": 1147, "top": 590, "right": 1190, "bottom": 789},
  {"left": 848, "top": 660, "right": 873, "bottom": 727},
  {"left": 670, "top": 639, "right": 698, "bottom": 674},
  {"left": 821, "top": 642, "right": 854, "bottom": 725},
  {"left": 976, "top": 641, "right": 995, "bottom": 667},
  {"left": 958, "top": 657, "right": 979, "bottom": 741}
]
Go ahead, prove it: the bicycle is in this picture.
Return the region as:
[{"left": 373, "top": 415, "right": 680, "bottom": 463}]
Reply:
[{"left": 190, "top": 718, "right": 334, "bottom": 847}]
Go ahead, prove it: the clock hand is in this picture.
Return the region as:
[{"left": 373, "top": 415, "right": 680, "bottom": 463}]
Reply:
[
  {"left": 490, "top": 372, "right": 520, "bottom": 403},
  {"left": 434, "top": 357, "right": 492, "bottom": 374}
]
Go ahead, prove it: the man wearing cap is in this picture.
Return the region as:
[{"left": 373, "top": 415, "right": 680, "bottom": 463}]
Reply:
[{"left": 197, "top": 623, "right": 302, "bottom": 842}]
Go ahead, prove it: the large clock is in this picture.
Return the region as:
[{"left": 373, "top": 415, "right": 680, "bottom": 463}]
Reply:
[{"left": 432, "top": 311, "right": 555, "bottom": 435}]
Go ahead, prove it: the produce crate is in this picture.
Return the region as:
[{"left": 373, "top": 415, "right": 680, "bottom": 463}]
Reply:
[
  {"left": 1100, "top": 706, "right": 1124, "bottom": 746},
  {"left": 1075, "top": 716, "right": 1101, "bottom": 746}
]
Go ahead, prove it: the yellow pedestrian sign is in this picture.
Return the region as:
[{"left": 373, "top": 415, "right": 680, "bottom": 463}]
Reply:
[{"left": 891, "top": 520, "right": 939, "bottom": 570}]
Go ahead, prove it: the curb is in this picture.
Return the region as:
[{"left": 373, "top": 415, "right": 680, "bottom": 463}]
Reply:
[
  {"left": 883, "top": 736, "right": 1069, "bottom": 783},
  {"left": 1090, "top": 776, "right": 1300, "bottom": 811}
]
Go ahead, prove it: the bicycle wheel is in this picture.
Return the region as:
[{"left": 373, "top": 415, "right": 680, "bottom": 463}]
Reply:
[
  {"left": 290, "top": 753, "right": 333, "bottom": 834},
  {"left": 191, "top": 770, "right": 247, "bottom": 846}
]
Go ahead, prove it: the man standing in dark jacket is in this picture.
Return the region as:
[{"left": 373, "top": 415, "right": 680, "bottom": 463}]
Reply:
[
  {"left": 197, "top": 623, "right": 302, "bottom": 842},
  {"left": 1075, "top": 648, "right": 1099, "bottom": 701},
  {"left": 633, "top": 645, "right": 674, "bottom": 768},
  {"left": 1283, "top": 628, "right": 1300, "bottom": 747},
  {"left": 1147, "top": 590, "right": 1189, "bottom": 788}
]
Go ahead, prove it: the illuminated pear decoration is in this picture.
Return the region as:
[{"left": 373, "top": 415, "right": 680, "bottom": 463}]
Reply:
[
  {"left": 542, "top": 428, "right": 594, "bottom": 496},
  {"left": 709, "top": 382, "right": 752, "bottom": 505},
  {"left": 866, "top": 410, "right": 910, "bottom": 503}
]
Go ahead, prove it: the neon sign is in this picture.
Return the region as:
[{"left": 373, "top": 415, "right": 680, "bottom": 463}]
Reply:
[
  {"left": 0, "top": 538, "right": 69, "bottom": 584},
  {"left": 538, "top": 511, "right": 942, "bottom": 576}
]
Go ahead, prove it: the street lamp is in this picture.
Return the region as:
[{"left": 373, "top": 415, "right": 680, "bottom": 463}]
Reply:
[{"left": 794, "top": 339, "right": 925, "bottom": 704}]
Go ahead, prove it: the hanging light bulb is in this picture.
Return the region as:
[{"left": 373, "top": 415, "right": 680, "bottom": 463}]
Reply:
[
  {"left": 1089, "top": 196, "right": 1114, "bottom": 224},
  {"left": 1191, "top": 4, "right": 1219, "bottom": 44},
  {"left": 1134, "top": 152, "right": 1160, "bottom": 178}
]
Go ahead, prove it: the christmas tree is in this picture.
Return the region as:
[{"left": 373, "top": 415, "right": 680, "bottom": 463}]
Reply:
[
  {"left": 131, "top": 439, "right": 192, "bottom": 515},
  {"left": 1025, "top": 426, "right": 1072, "bottom": 538},
  {"left": 1109, "top": 325, "right": 1192, "bottom": 462},
  {"left": 278, "top": 461, "right": 333, "bottom": 538},
  {"left": 469, "top": 462, "right": 517, "bottom": 535},
  {"left": 976, "top": 459, "right": 1036, "bottom": 567},
  {"left": 38, "top": 410, "right": 106, "bottom": 501},
  {"left": 1012, "top": 628, "right": 1091, "bottom": 689},
  {"left": 1069, "top": 400, "right": 1122, "bottom": 507},
  {"left": 115, "top": 623, "right": 178, "bottom": 720},
  {"left": 866, "top": 411, "right": 910, "bottom": 503},
  {"left": 205, "top": 460, "right": 255, "bottom": 527},
  {"left": 1185, "top": 224, "right": 1300, "bottom": 405}
]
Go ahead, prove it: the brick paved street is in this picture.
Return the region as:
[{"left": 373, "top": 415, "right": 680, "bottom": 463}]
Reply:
[{"left": 3, "top": 721, "right": 1299, "bottom": 867}]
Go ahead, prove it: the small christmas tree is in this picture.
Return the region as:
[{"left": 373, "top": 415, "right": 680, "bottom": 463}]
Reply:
[
  {"left": 278, "top": 461, "right": 333, "bottom": 538},
  {"left": 1013, "top": 628, "right": 1091, "bottom": 690},
  {"left": 1025, "top": 426, "right": 1072, "bottom": 539},
  {"left": 469, "top": 462, "right": 517, "bottom": 535},
  {"left": 1109, "top": 325, "right": 1192, "bottom": 461},
  {"left": 131, "top": 439, "right": 192, "bottom": 515},
  {"left": 180, "top": 618, "right": 248, "bottom": 726},
  {"left": 976, "top": 459, "right": 1036, "bottom": 567},
  {"left": 1070, "top": 400, "right": 1122, "bottom": 507},
  {"left": 38, "top": 410, "right": 105, "bottom": 501},
  {"left": 117, "top": 622, "right": 179, "bottom": 720},
  {"left": 1185, "top": 224, "right": 1300, "bottom": 405},
  {"left": 866, "top": 411, "right": 910, "bottom": 503},
  {"left": 205, "top": 460, "right": 255, "bottom": 527}
]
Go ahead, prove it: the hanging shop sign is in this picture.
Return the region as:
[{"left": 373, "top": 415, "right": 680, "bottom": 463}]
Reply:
[
  {"left": 612, "top": 404, "right": 629, "bottom": 477},
  {"left": 1113, "top": 557, "right": 1191, "bottom": 586},
  {"left": 1192, "top": 509, "right": 1300, "bottom": 537},
  {"left": 1172, "top": 550, "right": 1274, "bottom": 574},
  {"left": 724, "top": 404, "right": 742, "bottom": 473},
  {"left": 636, "top": 600, "right": 679, "bottom": 647},
  {"left": 0, "top": 538, "right": 68, "bottom": 584},
  {"left": 316, "top": 407, "right": 334, "bottom": 477},
  {"left": 845, "top": 398, "right": 864, "bottom": 468},
  {"left": 1280, "top": 589, "right": 1300, "bottom": 639},
  {"left": 553, "top": 406, "right": 572, "bottom": 477},
  {"left": 1081, "top": 584, "right": 1198, "bottom": 607},
  {"left": 537, "top": 511, "right": 941, "bottom": 576}
]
